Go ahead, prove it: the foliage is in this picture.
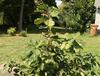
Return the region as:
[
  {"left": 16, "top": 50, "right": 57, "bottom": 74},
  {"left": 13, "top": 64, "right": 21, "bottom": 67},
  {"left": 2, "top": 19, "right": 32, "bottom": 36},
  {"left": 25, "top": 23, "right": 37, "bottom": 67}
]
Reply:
[
  {"left": 48, "top": 7, "right": 59, "bottom": 18},
  {"left": 59, "top": 0, "right": 95, "bottom": 33},
  {"left": 34, "top": 6, "right": 60, "bottom": 30},
  {"left": 5, "top": 16, "right": 100, "bottom": 76},
  {"left": 44, "top": 18, "right": 55, "bottom": 30},
  {"left": 0, "top": 0, "right": 35, "bottom": 31},
  {"left": 34, "top": 17, "right": 46, "bottom": 25},
  {"left": 5, "top": 32, "right": 100, "bottom": 76},
  {"left": 0, "top": 0, "right": 56, "bottom": 31},
  {"left": 7, "top": 27, "right": 16, "bottom": 36},
  {"left": 4, "top": 1, "right": 100, "bottom": 76},
  {"left": 19, "top": 30, "right": 27, "bottom": 37}
]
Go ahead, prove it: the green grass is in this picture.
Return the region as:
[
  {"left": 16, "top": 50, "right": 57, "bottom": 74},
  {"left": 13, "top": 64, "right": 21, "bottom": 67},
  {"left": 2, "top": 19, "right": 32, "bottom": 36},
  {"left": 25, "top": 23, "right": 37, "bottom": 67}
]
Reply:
[
  {"left": 0, "top": 34, "right": 42, "bottom": 64},
  {"left": 70, "top": 33, "right": 100, "bottom": 56},
  {"left": 78, "top": 34, "right": 100, "bottom": 55},
  {"left": 0, "top": 33, "right": 100, "bottom": 64}
]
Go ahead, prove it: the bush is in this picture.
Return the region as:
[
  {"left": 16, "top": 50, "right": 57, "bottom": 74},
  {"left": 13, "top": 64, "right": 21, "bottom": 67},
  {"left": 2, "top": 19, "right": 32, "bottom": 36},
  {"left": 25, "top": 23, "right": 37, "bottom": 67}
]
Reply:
[
  {"left": 5, "top": 33, "right": 100, "bottom": 76},
  {"left": 19, "top": 31, "right": 27, "bottom": 37},
  {"left": 7, "top": 27, "right": 16, "bottom": 36}
]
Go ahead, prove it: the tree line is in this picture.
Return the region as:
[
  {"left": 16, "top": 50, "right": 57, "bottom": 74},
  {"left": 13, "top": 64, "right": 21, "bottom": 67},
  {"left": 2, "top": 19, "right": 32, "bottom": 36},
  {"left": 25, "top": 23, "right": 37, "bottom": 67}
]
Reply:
[{"left": 0, "top": 0, "right": 95, "bottom": 33}]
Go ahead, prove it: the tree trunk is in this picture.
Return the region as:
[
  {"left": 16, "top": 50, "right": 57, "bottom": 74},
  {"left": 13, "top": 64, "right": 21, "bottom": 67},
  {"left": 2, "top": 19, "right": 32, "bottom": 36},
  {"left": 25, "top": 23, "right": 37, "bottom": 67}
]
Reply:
[{"left": 19, "top": 0, "right": 25, "bottom": 32}]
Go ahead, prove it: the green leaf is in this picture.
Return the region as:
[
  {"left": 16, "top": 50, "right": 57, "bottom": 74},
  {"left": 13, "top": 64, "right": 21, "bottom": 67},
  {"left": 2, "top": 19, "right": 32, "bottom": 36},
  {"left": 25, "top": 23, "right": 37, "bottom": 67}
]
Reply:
[
  {"left": 34, "top": 17, "right": 46, "bottom": 25},
  {"left": 60, "top": 42, "right": 66, "bottom": 50},
  {"left": 49, "top": 7, "right": 60, "bottom": 18},
  {"left": 44, "top": 18, "right": 55, "bottom": 30},
  {"left": 65, "top": 43, "right": 71, "bottom": 50},
  {"left": 80, "top": 72, "right": 85, "bottom": 76}
]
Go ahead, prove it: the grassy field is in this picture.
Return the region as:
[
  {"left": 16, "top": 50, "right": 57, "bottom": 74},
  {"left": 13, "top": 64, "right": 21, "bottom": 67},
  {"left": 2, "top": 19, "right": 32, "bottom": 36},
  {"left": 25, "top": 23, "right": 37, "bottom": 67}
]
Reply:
[
  {"left": 0, "top": 34, "right": 42, "bottom": 64},
  {"left": 0, "top": 33, "right": 100, "bottom": 64}
]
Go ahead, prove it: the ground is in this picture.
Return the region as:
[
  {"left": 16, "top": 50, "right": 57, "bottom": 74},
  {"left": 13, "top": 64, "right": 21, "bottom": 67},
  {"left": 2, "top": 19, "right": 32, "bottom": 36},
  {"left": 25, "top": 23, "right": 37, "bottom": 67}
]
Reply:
[
  {"left": 0, "top": 33, "right": 100, "bottom": 75},
  {"left": 0, "top": 34, "right": 41, "bottom": 64}
]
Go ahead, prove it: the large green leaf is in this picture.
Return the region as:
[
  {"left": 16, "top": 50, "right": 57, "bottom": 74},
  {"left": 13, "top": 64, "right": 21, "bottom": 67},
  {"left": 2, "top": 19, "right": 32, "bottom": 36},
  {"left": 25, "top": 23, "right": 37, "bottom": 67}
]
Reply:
[
  {"left": 49, "top": 7, "right": 60, "bottom": 18},
  {"left": 44, "top": 18, "right": 55, "bottom": 30},
  {"left": 34, "top": 17, "right": 46, "bottom": 25}
]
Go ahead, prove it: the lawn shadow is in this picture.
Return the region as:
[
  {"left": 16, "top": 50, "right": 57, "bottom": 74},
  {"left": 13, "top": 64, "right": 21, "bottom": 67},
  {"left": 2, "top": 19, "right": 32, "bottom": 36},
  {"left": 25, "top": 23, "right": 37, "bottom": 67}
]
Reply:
[
  {"left": 96, "top": 30, "right": 100, "bottom": 36},
  {"left": 0, "top": 27, "right": 79, "bottom": 37},
  {"left": 27, "top": 27, "right": 77, "bottom": 34}
]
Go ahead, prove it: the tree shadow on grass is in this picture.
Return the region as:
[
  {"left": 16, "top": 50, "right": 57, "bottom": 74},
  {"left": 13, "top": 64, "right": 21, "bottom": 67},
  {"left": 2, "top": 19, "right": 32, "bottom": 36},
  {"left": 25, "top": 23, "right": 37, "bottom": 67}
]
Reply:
[
  {"left": 27, "top": 27, "right": 77, "bottom": 34},
  {"left": 0, "top": 27, "right": 78, "bottom": 37}
]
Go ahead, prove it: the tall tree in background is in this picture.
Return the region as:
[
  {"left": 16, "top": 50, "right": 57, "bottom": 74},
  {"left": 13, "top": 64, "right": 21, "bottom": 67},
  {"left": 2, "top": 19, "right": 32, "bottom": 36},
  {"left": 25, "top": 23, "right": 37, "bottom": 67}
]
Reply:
[
  {"left": 0, "top": 0, "right": 56, "bottom": 31},
  {"left": 0, "top": 0, "right": 21, "bottom": 25},
  {"left": 59, "top": 0, "right": 95, "bottom": 33},
  {"left": 19, "top": 0, "right": 25, "bottom": 32},
  {"left": 0, "top": 0, "right": 35, "bottom": 31}
]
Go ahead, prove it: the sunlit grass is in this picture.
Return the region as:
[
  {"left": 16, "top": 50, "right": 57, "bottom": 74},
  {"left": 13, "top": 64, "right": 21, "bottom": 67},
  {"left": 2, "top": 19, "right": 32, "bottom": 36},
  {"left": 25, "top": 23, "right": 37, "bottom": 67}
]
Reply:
[
  {"left": 0, "top": 33, "right": 100, "bottom": 64},
  {"left": 0, "top": 34, "right": 42, "bottom": 64}
]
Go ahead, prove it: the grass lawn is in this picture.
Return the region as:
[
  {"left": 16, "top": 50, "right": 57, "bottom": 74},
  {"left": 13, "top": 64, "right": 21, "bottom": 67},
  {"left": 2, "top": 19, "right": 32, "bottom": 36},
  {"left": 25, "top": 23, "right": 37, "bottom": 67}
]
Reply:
[
  {"left": 0, "top": 34, "right": 42, "bottom": 64},
  {"left": 0, "top": 33, "right": 100, "bottom": 64}
]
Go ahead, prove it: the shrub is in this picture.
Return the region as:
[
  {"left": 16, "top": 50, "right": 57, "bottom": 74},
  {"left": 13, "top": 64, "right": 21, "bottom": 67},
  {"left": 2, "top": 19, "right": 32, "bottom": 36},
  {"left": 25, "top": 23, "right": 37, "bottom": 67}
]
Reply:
[
  {"left": 19, "top": 31, "right": 27, "bottom": 37},
  {"left": 5, "top": 33, "right": 100, "bottom": 76},
  {"left": 7, "top": 27, "right": 16, "bottom": 36}
]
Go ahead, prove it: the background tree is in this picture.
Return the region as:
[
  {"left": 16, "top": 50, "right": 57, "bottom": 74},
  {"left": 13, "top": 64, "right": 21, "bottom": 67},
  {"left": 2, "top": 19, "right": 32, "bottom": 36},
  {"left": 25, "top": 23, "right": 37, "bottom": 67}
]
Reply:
[
  {"left": 0, "top": 0, "right": 56, "bottom": 32},
  {"left": 0, "top": 0, "right": 35, "bottom": 31},
  {"left": 59, "top": 0, "right": 95, "bottom": 33},
  {"left": 19, "top": 0, "right": 25, "bottom": 32}
]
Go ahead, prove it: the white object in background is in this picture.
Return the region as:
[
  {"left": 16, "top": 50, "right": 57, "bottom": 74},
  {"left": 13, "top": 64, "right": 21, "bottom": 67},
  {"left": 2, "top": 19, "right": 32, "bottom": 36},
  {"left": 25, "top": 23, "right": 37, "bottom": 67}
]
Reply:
[
  {"left": 95, "top": 8, "right": 100, "bottom": 30},
  {"left": 56, "top": 0, "right": 62, "bottom": 6}
]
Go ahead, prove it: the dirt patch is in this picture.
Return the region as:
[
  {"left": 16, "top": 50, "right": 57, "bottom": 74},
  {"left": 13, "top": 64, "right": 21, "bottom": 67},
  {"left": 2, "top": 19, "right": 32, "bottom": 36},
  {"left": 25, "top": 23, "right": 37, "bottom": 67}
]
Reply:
[{"left": 0, "top": 64, "right": 12, "bottom": 76}]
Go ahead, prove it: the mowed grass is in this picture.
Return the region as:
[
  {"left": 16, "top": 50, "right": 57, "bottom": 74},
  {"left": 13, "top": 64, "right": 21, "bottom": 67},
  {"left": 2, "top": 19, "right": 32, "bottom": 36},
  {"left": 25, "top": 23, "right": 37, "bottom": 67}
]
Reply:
[
  {"left": 0, "top": 33, "right": 100, "bottom": 64},
  {"left": 77, "top": 34, "right": 100, "bottom": 55},
  {"left": 0, "top": 34, "right": 42, "bottom": 64}
]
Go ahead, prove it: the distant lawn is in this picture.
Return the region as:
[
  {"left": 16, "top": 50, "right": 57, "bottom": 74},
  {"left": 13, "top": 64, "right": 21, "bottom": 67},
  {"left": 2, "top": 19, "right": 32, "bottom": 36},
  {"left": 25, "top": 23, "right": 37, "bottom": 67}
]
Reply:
[
  {"left": 0, "top": 33, "right": 100, "bottom": 64},
  {"left": 0, "top": 34, "right": 42, "bottom": 64}
]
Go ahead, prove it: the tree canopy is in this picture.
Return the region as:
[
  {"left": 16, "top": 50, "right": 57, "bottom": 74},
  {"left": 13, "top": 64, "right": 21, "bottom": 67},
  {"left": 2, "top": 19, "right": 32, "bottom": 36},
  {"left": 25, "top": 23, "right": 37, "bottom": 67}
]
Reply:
[
  {"left": 0, "top": 0, "right": 96, "bottom": 33},
  {"left": 0, "top": 0, "right": 56, "bottom": 31},
  {"left": 59, "top": 0, "right": 95, "bottom": 33}
]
